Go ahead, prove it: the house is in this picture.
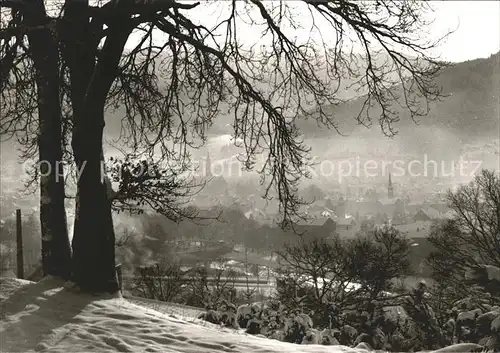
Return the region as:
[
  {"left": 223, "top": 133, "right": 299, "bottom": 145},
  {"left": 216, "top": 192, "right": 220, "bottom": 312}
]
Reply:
[
  {"left": 394, "top": 221, "right": 433, "bottom": 238},
  {"left": 334, "top": 197, "right": 347, "bottom": 218},
  {"left": 406, "top": 200, "right": 428, "bottom": 214},
  {"left": 295, "top": 217, "right": 337, "bottom": 238},
  {"left": 179, "top": 242, "right": 234, "bottom": 265},
  {"left": 347, "top": 200, "right": 380, "bottom": 216},
  {"left": 428, "top": 203, "right": 452, "bottom": 214},
  {"left": 269, "top": 217, "right": 338, "bottom": 246},
  {"left": 320, "top": 218, "right": 337, "bottom": 235},
  {"left": 334, "top": 217, "right": 357, "bottom": 231},
  {"left": 305, "top": 204, "right": 333, "bottom": 218},
  {"left": 378, "top": 197, "right": 404, "bottom": 216},
  {"left": 331, "top": 216, "right": 357, "bottom": 239},
  {"left": 413, "top": 207, "right": 441, "bottom": 222}
]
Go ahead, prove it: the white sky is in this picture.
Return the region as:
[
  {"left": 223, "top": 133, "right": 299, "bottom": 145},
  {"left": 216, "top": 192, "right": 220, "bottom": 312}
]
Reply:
[
  {"left": 128, "top": 0, "right": 499, "bottom": 63},
  {"left": 428, "top": 1, "right": 500, "bottom": 62}
]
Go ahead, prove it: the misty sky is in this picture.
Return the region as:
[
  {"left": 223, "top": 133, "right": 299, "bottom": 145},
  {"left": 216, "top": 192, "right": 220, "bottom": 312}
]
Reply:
[
  {"left": 430, "top": 1, "right": 500, "bottom": 62},
  {"left": 126, "top": 0, "right": 500, "bottom": 63}
]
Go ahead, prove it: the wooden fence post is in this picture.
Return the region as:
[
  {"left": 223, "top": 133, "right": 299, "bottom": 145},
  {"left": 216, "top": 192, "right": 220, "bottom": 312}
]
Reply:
[
  {"left": 115, "top": 263, "right": 123, "bottom": 293},
  {"left": 16, "top": 209, "right": 24, "bottom": 279}
]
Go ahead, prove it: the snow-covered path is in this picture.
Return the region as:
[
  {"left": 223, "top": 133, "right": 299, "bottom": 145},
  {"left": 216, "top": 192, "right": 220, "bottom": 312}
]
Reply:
[{"left": 0, "top": 278, "right": 361, "bottom": 353}]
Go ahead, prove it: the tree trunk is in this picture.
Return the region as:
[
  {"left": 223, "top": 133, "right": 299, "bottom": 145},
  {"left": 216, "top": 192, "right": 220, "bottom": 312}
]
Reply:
[
  {"left": 70, "top": 86, "right": 117, "bottom": 292},
  {"left": 23, "top": 0, "right": 71, "bottom": 279},
  {"left": 62, "top": 4, "right": 133, "bottom": 292},
  {"left": 71, "top": 121, "right": 118, "bottom": 292}
]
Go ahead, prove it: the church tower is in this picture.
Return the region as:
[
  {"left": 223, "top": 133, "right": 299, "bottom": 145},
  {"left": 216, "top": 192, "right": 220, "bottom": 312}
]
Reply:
[
  {"left": 336, "top": 196, "right": 346, "bottom": 219},
  {"left": 205, "top": 151, "right": 212, "bottom": 178},
  {"left": 388, "top": 172, "right": 394, "bottom": 198}
]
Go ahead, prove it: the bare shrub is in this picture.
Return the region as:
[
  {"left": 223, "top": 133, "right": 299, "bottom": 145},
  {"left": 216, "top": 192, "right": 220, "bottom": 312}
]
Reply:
[{"left": 133, "top": 261, "right": 184, "bottom": 302}]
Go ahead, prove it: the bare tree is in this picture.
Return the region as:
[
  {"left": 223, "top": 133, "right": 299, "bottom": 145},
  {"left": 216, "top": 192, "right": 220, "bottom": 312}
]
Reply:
[
  {"left": 447, "top": 169, "right": 500, "bottom": 267},
  {"left": 428, "top": 169, "right": 500, "bottom": 298},
  {"left": 276, "top": 235, "right": 359, "bottom": 324},
  {"left": 348, "top": 224, "right": 412, "bottom": 298},
  {"left": 277, "top": 228, "right": 411, "bottom": 326},
  {"left": 1, "top": 2, "right": 72, "bottom": 279},
  {"left": 1, "top": 0, "right": 450, "bottom": 292}
]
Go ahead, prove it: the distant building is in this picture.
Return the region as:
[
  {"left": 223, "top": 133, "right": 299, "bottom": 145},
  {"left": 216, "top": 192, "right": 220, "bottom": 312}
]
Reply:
[
  {"left": 388, "top": 172, "right": 394, "bottom": 198},
  {"left": 205, "top": 151, "right": 212, "bottom": 177},
  {"left": 413, "top": 207, "right": 441, "bottom": 222},
  {"left": 200, "top": 152, "right": 229, "bottom": 199},
  {"left": 394, "top": 221, "right": 433, "bottom": 238},
  {"left": 296, "top": 217, "right": 336, "bottom": 235},
  {"left": 428, "top": 203, "right": 452, "bottom": 214},
  {"left": 407, "top": 200, "right": 429, "bottom": 214},
  {"left": 335, "top": 196, "right": 346, "bottom": 218},
  {"left": 334, "top": 217, "right": 358, "bottom": 239},
  {"left": 268, "top": 217, "right": 339, "bottom": 246},
  {"left": 378, "top": 197, "right": 404, "bottom": 216},
  {"left": 334, "top": 217, "right": 357, "bottom": 231}
]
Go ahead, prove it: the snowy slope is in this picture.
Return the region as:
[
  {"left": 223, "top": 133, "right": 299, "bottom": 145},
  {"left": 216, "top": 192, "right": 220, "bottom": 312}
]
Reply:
[
  {"left": 0, "top": 277, "right": 362, "bottom": 353},
  {"left": 0, "top": 277, "right": 483, "bottom": 353},
  {"left": 126, "top": 295, "right": 205, "bottom": 321}
]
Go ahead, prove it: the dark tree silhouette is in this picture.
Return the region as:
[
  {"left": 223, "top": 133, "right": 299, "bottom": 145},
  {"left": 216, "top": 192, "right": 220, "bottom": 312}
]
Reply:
[
  {"left": 0, "top": 3, "right": 72, "bottom": 279},
  {"left": 1, "top": 0, "right": 450, "bottom": 292},
  {"left": 428, "top": 169, "right": 500, "bottom": 298}
]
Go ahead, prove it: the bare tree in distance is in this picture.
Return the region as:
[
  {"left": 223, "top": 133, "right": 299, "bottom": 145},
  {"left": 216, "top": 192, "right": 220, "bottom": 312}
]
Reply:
[
  {"left": 1, "top": 0, "right": 451, "bottom": 292},
  {"left": 428, "top": 169, "right": 500, "bottom": 297}
]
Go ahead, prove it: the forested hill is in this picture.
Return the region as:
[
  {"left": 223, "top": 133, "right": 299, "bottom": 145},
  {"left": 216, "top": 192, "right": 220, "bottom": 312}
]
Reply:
[{"left": 295, "top": 52, "right": 500, "bottom": 141}]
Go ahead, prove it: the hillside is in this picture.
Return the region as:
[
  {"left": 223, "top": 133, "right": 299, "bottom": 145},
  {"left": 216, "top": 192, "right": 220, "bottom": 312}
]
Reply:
[
  {"left": 0, "top": 277, "right": 365, "bottom": 353},
  {"left": 296, "top": 52, "right": 500, "bottom": 141},
  {"left": 1, "top": 277, "right": 490, "bottom": 353}
]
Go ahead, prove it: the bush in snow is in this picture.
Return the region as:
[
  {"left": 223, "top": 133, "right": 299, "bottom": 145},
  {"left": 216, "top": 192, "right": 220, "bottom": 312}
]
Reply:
[
  {"left": 196, "top": 300, "right": 239, "bottom": 328},
  {"left": 218, "top": 300, "right": 238, "bottom": 328},
  {"left": 320, "top": 328, "right": 340, "bottom": 345},
  {"left": 301, "top": 328, "right": 322, "bottom": 344},
  {"left": 197, "top": 309, "right": 221, "bottom": 325},
  {"left": 198, "top": 298, "right": 320, "bottom": 346},
  {"left": 183, "top": 262, "right": 238, "bottom": 309},
  {"left": 282, "top": 312, "right": 314, "bottom": 344},
  {"left": 133, "top": 261, "right": 184, "bottom": 302},
  {"left": 401, "top": 281, "right": 445, "bottom": 350}
]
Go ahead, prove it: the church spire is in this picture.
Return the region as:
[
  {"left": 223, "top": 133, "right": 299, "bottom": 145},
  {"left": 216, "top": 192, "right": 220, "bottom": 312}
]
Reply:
[
  {"left": 206, "top": 151, "right": 212, "bottom": 177},
  {"left": 388, "top": 172, "right": 394, "bottom": 198}
]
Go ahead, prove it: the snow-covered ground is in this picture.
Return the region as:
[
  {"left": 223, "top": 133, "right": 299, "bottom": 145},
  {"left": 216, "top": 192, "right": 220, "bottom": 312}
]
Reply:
[
  {"left": 0, "top": 277, "right": 484, "bottom": 353},
  {"left": 125, "top": 295, "right": 205, "bottom": 320},
  {"left": 0, "top": 277, "right": 362, "bottom": 353}
]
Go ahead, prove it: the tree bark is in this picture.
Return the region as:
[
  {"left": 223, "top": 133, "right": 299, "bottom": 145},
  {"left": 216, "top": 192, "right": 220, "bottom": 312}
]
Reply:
[
  {"left": 62, "top": 2, "right": 133, "bottom": 292},
  {"left": 67, "top": 54, "right": 119, "bottom": 292},
  {"left": 71, "top": 123, "right": 118, "bottom": 292},
  {"left": 23, "top": 0, "right": 71, "bottom": 279}
]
